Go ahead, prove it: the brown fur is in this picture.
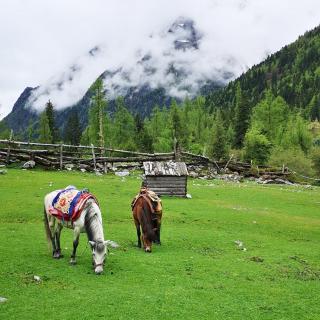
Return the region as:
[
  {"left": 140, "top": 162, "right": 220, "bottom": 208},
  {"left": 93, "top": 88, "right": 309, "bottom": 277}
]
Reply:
[{"left": 132, "top": 196, "right": 158, "bottom": 252}]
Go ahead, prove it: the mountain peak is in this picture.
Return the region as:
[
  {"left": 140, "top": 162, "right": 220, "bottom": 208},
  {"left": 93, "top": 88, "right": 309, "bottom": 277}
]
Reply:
[{"left": 168, "top": 17, "right": 201, "bottom": 50}]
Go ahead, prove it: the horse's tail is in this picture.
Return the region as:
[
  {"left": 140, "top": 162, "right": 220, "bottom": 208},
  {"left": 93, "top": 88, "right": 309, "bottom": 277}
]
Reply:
[
  {"left": 43, "top": 206, "right": 52, "bottom": 248},
  {"left": 141, "top": 201, "right": 156, "bottom": 242}
]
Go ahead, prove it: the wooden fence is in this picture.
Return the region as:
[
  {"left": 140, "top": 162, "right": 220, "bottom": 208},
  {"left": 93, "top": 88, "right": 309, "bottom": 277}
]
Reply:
[{"left": 0, "top": 139, "right": 290, "bottom": 178}]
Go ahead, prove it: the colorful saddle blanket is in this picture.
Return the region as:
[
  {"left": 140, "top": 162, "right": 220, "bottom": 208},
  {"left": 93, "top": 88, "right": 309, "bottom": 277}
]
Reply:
[{"left": 48, "top": 187, "right": 97, "bottom": 222}]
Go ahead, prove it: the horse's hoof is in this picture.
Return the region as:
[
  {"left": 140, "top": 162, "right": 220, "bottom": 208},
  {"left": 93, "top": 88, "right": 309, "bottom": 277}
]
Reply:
[
  {"left": 145, "top": 248, "right": 152, "bottom": 253},
  {"left": 70, "top": 259, "right": 77, "bottom": 265},
  {"left": 53, "top": 252, "right": 63, "bottom": 259}
]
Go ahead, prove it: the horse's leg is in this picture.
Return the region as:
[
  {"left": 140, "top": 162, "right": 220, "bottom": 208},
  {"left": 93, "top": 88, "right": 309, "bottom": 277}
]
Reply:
[
  {"left": 134, "top": 218, "right": 142, "bottom": 248},
  {"left": 48, "top": 216, "right": 58, "bottom": 257},
  {"left": 53, "top": 223, "right": 63, "bottom": 259},
  {"left": 70, "top": 227, "right": 80, "bottom": 265},
  {"left": 155, "top": 213, "right": 162, "bottom": 245},
  {"left": 56, "top": 223, "right": 63, "bottom": 258},
  {"left": 155, "top": 223, "right": 161, "bottom": 245}
]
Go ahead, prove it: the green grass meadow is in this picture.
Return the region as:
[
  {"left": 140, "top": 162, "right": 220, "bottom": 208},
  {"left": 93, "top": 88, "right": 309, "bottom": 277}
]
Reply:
[{"left": 0, "top": 169, "right": 320, "bottom": 319}]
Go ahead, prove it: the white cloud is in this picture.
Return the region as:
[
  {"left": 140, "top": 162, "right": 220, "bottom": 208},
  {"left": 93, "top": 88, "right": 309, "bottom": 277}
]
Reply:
[{"left": 0, "top": 0, "right": 319, "bottom": 118}]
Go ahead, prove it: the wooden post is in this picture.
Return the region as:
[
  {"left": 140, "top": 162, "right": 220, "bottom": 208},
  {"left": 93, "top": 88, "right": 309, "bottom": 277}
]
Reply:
[
  {"left": 224, "top": 154, "right": 234, "bottom": 171},
  {"left": 91, "top": 144, "right": 97, "bottom": 171},
  {"left": 59, "top": 144, "right": 63, "bottom": 170}
]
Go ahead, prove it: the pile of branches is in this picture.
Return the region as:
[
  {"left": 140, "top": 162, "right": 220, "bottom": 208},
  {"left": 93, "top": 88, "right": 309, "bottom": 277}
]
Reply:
[
  {"left": 0, "top": 140, "right": 291, "bottom": 181},
  {"left": 0, "top": 139, "right": 176, "bottom": 172},
  {"left": 181, "top": 152, "right": 291, "bottom": 181}
]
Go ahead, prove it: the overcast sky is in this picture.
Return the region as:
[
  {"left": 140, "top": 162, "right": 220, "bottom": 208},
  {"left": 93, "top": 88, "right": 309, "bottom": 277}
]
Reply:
[{"left": 0, "top": 0, "right": 319, "bottom": 119}]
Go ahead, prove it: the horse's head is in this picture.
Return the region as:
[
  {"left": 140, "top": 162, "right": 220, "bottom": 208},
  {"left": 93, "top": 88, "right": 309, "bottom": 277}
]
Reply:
[{"left": 89, "top": 240, "right": 108, "bottom": 275}]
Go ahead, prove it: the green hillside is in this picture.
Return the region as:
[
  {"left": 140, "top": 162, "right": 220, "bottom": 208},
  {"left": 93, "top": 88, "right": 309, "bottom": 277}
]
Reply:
[{"left": 206, "top": 25, "right": 320, "bottom": 119}]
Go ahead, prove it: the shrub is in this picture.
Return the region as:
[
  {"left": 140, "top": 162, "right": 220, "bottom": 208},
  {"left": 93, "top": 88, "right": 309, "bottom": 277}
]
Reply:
[
  {"left": 268, "top": 147, "right": 315, "bottom": 178},
  {"left": 243, "top": 128, "right": 271, "bottom": 164},
  {"left": 310, "top": 147, "right": 320, "bottom": 177}
]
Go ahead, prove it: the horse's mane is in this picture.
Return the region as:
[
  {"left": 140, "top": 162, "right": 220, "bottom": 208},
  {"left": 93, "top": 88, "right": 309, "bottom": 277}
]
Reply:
[{"left": 84, "top": 203, "right": 104, "bottom": 242}]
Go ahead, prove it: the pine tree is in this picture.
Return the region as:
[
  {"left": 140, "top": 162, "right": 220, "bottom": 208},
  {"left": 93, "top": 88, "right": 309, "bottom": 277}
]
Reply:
[
  {"left": 208, "top": 110, "right": 228, "bottom": 160},
  {"left": 250, "top": 91, "right": 289, "bottom": 143},
  {"left": 233, "top": 83, "right": 250, "bottom": 148},
  {"left": 134, "top": 114, "right": 153, "bottom": 152},
  {"left": 309, "top": 95, "right": 320, "bottom": 121},
  {"left": 45, "top": 100, "right": 58, "bottom": 143},
  {"left": 88, "top": 78, "right": 108, "bottom": 147},
  {"left": 63, "top": 109, "right": 81, "bottom": 145},
  {"left": 170, "top": 100, "right": 183, "bottom": 144},
  {"left": 112, "top": 97, "right": 136, "bottom": 150},
  {"left": 38, "top": 111, "right": 52, "bottom": 143}
]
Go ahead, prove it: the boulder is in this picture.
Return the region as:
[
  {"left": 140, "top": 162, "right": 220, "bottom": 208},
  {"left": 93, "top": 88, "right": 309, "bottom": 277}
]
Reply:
[
  {"left": 0, "top": 297, "right": 7, "bottom": 303},
  {"left": 78, "top": 164, "right": 91, "bottom": 171},
  {"left": 22, "top": 160, "right": 35, "bottom": 169},
  {"left": 115, "top": 170, "right": 130, "bottom": 177},
  {"left": 65, "top": 164, "right": 74, "bottom": 171},
  {"left": 189, "top": 171, "right": 198, "bottom": 178}
]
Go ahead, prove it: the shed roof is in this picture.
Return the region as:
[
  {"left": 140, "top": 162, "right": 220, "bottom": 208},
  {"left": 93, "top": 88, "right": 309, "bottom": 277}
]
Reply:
[{"left": 143, "top": 161, "right": 188, "bottom": 176}]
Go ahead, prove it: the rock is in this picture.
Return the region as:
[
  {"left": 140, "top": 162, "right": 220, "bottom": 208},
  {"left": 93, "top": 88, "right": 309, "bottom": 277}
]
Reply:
[
  {"left": 115, "top": 170, "right": 130, "bottom": 177},
  {"left": 0, "top": 297, "right": 7, "bottom": 303},
  {"left": 250, "top": 256, "right": 264, "bottom": 263},
  {"left": 80, "top": 168, "right": 86, "bottom": 173},
  {"left": 234, "top": 240, "right": 246, "bottom": 251},
  {"left": 106, "top": 163, "right": 113, "bottom": 170},
  {"left": 186, "top": 193, "right": 192, "bottom": 199},
  {"left": 78, "top": 164, "right": 91, "bottom": 171},
  {"left": 0, "top": 169, "right": 7, "bottom": 175},
  {"left": 259, "top": 178, "right": 293, "bottom": 185},
  {"left": 22, "top": 160, "right": 35, "bottom": 169},
  {"left": 274, "top": 178, "right": 294, "bottom": 185},
  {"left": 189, "top": 171, "right": 198, "bottom": 178},
  {"left": 64, "top": 164, "right": 74, "bottom": 171},
  {"left": 33, "top": 275, "right": 41, "bottom": 282},
  {"left": 95, "top": 171, "right": 103, "bottom": 176},
  {"left": 234, "top": 240, "right": 243, "bottom": 247}
]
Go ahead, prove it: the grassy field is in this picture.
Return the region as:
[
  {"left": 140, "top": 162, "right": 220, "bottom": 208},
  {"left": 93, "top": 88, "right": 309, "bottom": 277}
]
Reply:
[{"left": 0, "top": 169, "right": 320, "bottom": 319}]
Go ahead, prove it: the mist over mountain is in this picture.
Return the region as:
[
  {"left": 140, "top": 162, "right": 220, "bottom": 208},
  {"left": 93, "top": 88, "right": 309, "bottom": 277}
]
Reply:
[
  {"left": 27, "top": 17, "right": 239, "bottom": 110},
  {"left": 4, "top": 17, "right": 239, "bottom": 134}
]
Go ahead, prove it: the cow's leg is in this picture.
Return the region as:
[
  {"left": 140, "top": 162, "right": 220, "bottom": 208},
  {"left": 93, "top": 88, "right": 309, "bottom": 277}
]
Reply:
[{"left": 70, "top": 227, "right": 81, "bottom": 265}]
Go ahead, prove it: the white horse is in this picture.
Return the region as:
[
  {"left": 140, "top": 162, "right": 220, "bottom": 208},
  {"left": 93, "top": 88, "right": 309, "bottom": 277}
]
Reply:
[{"left": 44, "top": 187, "right": 110, "bottom": 275}]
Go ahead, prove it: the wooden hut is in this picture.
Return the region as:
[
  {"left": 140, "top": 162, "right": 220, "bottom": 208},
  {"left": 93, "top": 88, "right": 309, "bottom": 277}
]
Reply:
[{"left": 143, "top": 161, "right": 188, "bottom": 197}]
